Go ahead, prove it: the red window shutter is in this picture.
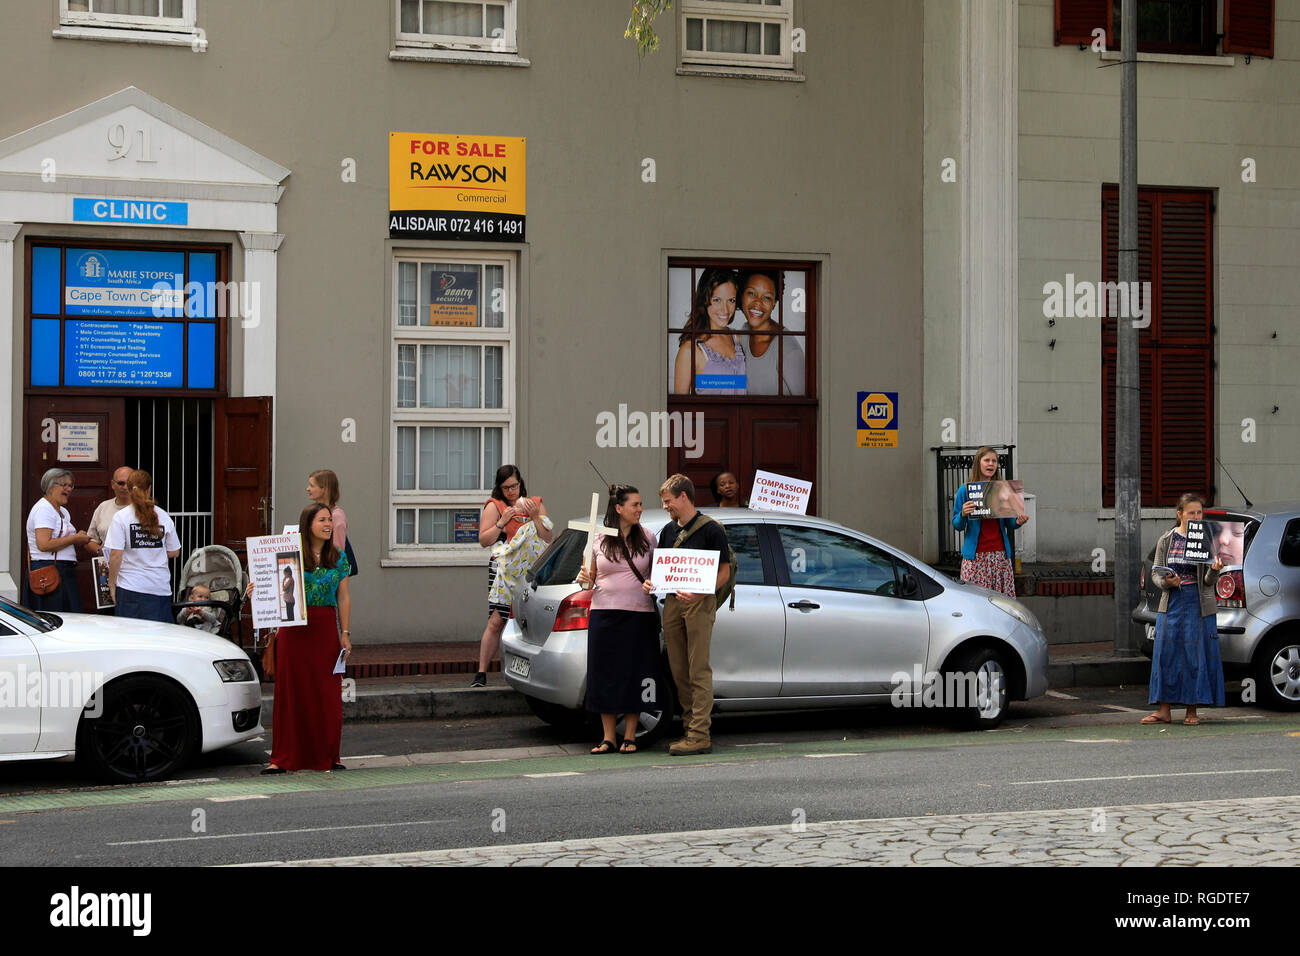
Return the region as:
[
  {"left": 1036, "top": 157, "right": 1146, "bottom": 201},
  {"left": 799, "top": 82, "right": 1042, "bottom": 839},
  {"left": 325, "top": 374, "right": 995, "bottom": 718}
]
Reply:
[
  {"left": 1154, "top": 350, "right": 1213, "bottom": 501},
  {"left": 1100, "top": 187, "right": 1213, "bottom": 507},
  {"left": 1055, "top": 0, "right": 1111, "bottom": 46},
  {"left": 1224, "top": 0, "right": 1274, "bottom": 58}
]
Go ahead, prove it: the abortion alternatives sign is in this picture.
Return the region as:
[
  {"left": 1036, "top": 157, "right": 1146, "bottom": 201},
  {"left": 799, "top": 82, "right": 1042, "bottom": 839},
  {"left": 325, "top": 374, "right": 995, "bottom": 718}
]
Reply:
[
  {"left": 389, "top": 132, "right": 526, "bottom": 241},
  {"left": 247, "top": 533, "right": 307, "bottom": 630},
  {"left": 750, "top": 470, "right": 811, "bottom": 514},
  {"left": 650, "top": 549, "right": 719, "bottom": 595}
]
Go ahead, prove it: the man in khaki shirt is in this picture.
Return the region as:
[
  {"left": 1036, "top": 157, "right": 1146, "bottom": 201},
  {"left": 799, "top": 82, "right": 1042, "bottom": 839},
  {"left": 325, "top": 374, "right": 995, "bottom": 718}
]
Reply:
[{"left": 86, "top": 466, "right": 133, "bottom": 557}]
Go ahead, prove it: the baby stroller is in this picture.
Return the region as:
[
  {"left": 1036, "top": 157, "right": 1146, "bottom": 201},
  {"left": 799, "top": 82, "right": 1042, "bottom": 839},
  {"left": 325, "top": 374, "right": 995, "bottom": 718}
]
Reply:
[{"left": 173, "top": 545, "right": 249, "bottom": 652}]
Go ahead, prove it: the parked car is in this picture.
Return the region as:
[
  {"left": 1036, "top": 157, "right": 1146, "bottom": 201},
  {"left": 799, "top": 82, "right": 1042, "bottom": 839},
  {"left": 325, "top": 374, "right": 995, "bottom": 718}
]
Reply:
[
  {"left": 0, "top": 595, "right": 263, "bottom": 782},
  {"left": 501, "top": 509, "right": 1049, "bottom": 744},
  {"left": 1131, "top": 502, "right": 1300, "bottom": 711}
]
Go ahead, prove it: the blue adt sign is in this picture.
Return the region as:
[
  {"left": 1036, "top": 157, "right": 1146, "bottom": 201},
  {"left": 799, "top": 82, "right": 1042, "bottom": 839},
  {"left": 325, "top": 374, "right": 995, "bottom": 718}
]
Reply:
[{"left": 73, "top": 198, "right": 189, "bottom": 225}]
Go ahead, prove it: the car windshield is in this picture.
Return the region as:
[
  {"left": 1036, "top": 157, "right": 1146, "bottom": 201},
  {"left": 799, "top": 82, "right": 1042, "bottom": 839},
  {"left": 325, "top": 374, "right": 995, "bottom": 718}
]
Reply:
[{"left": 0, "top": 596, "right": 57, "bottom": 633}]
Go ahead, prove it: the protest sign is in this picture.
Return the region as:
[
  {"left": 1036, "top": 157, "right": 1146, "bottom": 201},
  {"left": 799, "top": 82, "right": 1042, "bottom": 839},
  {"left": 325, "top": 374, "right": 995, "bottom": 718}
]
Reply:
[
  {"left": 966, "top": 480, "right": 1025, "bottom": 519},
  {"left": 750, "top": 470, "right": 812, "bottom": 514},
  {"left": 92, "top": 555, "right": 114, "bottom": 609},
  {"left": 650, "top": 548, "right": 718, "bottom": 595},
  {"left": 247, "top": 532, "right": 307, "bottom": 630},
  {"left": 1183, "top": 520, "right": 1214, "bottom": 562}
]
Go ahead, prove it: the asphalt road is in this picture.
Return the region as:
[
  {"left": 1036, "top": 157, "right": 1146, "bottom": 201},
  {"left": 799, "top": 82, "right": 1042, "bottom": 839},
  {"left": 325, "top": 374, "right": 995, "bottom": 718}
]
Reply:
[{"left": 0, "top": 686, "right": 1295, "bottom": 866}]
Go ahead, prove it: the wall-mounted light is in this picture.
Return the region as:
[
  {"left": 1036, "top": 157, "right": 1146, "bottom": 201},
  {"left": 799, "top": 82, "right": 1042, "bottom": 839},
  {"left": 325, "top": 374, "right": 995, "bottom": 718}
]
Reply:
[{"left": 1047, "top": 405, "right": 1059, "bottom": 412}]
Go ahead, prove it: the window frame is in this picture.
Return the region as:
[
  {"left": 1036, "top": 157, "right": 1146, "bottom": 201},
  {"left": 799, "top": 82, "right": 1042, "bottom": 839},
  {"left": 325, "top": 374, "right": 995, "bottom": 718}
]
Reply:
[
  {"left": 679, "top": 0, "right": 794, "bottom": 70},
  {"left": 388, "top": 250, "right": 516, "bottom": 558},
  {"left": 394, "top": 0, "right": 517, "bottom": 54},
  {"left": 772, "top": 524, "right": 904, "bottom": 598},
  {"left": 59, "top": 0, "right": 196, "bottom": 33}
]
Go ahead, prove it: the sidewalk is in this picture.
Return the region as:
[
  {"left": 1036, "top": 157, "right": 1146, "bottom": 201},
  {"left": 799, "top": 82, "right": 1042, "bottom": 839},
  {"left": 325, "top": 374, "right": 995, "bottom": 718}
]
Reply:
[{"left": 263, "top": 640, "right": 1154, "bottom": 723}]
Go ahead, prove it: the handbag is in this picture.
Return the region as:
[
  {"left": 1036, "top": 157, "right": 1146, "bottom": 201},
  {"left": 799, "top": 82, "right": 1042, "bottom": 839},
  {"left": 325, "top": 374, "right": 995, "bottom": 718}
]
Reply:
[
  {"left": 344, "top": 536, "right": 359, "bottom": 578},
  {"left": 261, "top": 628, "right": 278, "bottom": 680},
  {"left": 28, "top": 552, "right": 61, "bottom": 596}
]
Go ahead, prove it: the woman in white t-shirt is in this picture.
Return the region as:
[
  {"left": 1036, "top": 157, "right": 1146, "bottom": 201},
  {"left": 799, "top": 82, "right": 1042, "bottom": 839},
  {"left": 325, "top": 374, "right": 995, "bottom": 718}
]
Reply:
[
  {"left": 23, "top": 468, "right": 91, "bottom": 611},
  {"left": 106, "top": 469, "right": 182, "bottom": 623}
]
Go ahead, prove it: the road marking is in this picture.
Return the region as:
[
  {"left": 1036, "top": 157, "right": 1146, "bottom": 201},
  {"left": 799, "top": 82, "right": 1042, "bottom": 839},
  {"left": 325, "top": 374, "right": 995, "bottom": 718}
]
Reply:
[
  {"left": 344, "top": 754, "right": 386, "bottom": 760},
  {"left": 1064, "top": 738, "right": 1130, "bottom": 743},
  {"left": 523, "top": 771, "right": 583, "bottom": 778},
  {"left": 1045, "top": 690, "right": 1078, "bottom": 700},
  {"left": 207, "top": 795, "right": 270, "bottom": 802},
  {"left": 1100, "top": 704, "right": 1148, "bottom": 713},
  {"left": 1010, "top": 768, "right": 1290, "bottom": 786},
  {"left": 107, "top": 818, "right": 453, "bottom": 846},
  {"left": 731, "top": 742, "right": 782, "bottom": 747},
  {"left": 167, "top": 777, "right": 219, "bottom": 785},
  {"left": 805, "top": 753, "right": 863, "bottom": 759},
  {"left": 459, "top": 758, "right": 508, "bottom": 763}
]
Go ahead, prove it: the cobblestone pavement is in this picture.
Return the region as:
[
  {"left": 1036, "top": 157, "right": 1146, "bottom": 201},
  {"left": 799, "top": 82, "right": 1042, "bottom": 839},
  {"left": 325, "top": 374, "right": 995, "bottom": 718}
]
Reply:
[{"left": 245, "top": 794, "right": 1300, "bottom": 866}]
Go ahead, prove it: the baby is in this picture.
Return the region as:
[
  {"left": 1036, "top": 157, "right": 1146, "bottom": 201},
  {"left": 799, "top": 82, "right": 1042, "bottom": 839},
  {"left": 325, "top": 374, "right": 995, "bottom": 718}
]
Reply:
[{"left": 177, "top": 584, "right": 225, "bottom": 634}]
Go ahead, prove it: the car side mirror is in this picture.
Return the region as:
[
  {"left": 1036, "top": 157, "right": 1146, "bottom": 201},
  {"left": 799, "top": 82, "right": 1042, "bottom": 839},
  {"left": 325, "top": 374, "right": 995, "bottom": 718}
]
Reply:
[{"left": 900, "top": 572, "right": 919, "bottom": 598}]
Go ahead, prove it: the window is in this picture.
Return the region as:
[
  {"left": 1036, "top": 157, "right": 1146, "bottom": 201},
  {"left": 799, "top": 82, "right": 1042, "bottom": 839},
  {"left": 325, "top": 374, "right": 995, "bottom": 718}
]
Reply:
[
  {"left": 1054, "top": 0, "right": 1275, "bottom": 58},
  {"left": 725, "top": 524, "right": 767, "bottom": 585},
  {"left": 1100, "top": 187, "right": 1213, "bottom": 507},
  {"left": 776, "top": 526, "right": 899, "bottom": 596},
  {"left": 390, "top": 254, "right": 514, "bottom": 556},
  {"left": 1280, "top": 519, "right": 1300, "bottom": 567},
  {"left": 396, "top": 0, "right": 516, "bottom": 53},
  {"left": 681, "top": 0, "right": 794, "bottom": 69},
  {"left": 60, "top": 0, "right": 195, "bottom": 32}
]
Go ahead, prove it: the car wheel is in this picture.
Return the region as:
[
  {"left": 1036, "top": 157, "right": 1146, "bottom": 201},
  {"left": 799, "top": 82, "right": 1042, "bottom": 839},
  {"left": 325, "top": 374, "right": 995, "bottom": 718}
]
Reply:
[
  {"left": 524, "top": 694, "right": 588, "bottom": 729},
  {"left": 1252, "top": 633, "right": 1300, "bottom": 712},
  {"left": 614, "top": 664, "right": 677, "bottom": 747},
  {"left": 949, "top": 647, "right": 1009, "bottom": 730},
  {"left": 78, "top": 675, "right": 200, "bottom": 783}
]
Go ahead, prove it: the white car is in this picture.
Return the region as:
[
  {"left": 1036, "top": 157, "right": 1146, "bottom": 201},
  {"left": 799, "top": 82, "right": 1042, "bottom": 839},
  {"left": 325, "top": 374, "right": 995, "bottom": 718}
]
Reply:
[{"left": 0, "top": 595, "right": 263, "bottom": 782}]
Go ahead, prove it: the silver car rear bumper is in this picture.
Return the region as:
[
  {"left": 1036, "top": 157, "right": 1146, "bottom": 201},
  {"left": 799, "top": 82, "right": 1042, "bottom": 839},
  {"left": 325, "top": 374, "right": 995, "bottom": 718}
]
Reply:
[{"left": 500, "top": 619, "right": 587, "bottom": 709}]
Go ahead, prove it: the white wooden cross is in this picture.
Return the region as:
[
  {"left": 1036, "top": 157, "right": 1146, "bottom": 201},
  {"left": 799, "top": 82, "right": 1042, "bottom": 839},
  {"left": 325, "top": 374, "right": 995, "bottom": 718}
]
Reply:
[{"left": 569, "top": 492, "right": 618, "bottom": 571}]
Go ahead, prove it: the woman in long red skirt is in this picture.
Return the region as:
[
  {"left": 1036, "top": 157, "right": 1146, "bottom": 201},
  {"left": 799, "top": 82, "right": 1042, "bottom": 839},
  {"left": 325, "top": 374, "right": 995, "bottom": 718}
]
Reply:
[{"left": 263, "top": 503, "right": 352, "bottom": 773}]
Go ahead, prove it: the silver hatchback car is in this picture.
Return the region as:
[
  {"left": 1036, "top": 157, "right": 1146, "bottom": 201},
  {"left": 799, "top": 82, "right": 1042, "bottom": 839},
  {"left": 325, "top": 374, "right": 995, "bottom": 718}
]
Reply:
[
  {"left": 1132, "top": 502, "right": 1300, "bottom": 711},
  {"left": 500, "top": 509, "right": 1049, "bottom": 744}
]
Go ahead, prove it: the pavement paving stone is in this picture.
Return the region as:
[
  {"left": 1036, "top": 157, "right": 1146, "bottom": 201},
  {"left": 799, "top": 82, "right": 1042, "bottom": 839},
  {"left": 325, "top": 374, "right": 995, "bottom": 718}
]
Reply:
[{"left": 239, "top": 794, "right": 1300, "bottom": 866}]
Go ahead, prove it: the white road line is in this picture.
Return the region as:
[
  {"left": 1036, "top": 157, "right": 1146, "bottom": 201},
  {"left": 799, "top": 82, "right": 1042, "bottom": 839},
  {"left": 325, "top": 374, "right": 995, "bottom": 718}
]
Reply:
[
  {"left": 207, "top": 795, "right": 270, "bottom": 802},
  {"left": 1010, "top": 768, "right": 1290, "bottom": 786},
  {"left": 107, "top": 819, "right": 453, "bottom": 846},
  {"left": 1101, "top": 704, "right": 1149, "bottom": 713},
  {"left": 1045, "top": 690, "right": 1079, "bottom": 700},
  {"left": 523, "top": 771, "right": 583, "bottom": 778},
  {"left": 167, "top": 777, "right": 219, "bottom": 785},
  {"left": 1064, "top": 738, "right": 1130, "bottom": 744},
  {"left": 805, "top": 753, "right": 863, "bottom": 759},
  {"left": 342, "top": 754, "right": 386, "bottom": 760}
]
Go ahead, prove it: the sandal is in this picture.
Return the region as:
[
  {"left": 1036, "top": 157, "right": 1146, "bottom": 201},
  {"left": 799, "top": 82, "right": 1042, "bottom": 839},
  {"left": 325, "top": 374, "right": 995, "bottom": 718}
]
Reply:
[
  {"left": 590, "top": 739, "right": 617, "bottom": 755},
  {"left": 1183, "top": 716, "right": 1201, "bottom": 725},
  {"left": 619, "top": 739, "right": 638, "bottom": 754},
  {"left": 260, "top": 765, "right": 286, "bottom": 775},
  {"left": 1139, "top": 713, "right": 1170, "bottom": 724}
]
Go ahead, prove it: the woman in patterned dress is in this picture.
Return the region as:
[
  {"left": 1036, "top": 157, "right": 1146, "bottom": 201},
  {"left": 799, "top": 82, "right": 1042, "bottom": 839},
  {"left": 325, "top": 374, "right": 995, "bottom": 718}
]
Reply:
[
  {"left": 262, "top": 503, "right": 352, "bottom": 774},
  {"left": 951, "top": 446, "right": 1027, "bottom": 597}
]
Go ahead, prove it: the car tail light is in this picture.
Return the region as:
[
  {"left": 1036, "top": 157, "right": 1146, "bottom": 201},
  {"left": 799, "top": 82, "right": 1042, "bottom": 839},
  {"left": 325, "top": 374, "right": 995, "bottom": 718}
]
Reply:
[
  {"left": 1216, "top": 570, "right": 1245, "bottom": 608},
  {"left": 553, "top": 589, "right": 593, "bottom": 632}
]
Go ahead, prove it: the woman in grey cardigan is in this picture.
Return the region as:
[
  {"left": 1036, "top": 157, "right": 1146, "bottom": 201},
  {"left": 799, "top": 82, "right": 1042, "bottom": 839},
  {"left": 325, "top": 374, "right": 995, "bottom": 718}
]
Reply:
[{"left": 1142, "top": 494, "right": 1225, "bottom": 726}]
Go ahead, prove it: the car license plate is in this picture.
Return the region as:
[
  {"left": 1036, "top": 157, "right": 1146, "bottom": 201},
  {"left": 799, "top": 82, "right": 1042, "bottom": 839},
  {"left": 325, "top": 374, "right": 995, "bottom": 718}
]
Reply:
[{"left": 507, "top": 654, "right": 530, "bottom": 679}]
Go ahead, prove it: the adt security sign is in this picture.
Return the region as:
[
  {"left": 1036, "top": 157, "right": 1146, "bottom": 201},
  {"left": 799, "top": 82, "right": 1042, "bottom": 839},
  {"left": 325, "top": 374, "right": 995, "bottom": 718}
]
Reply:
[{"left": 857, "top": 391, "right": 898, "bottom": 448}]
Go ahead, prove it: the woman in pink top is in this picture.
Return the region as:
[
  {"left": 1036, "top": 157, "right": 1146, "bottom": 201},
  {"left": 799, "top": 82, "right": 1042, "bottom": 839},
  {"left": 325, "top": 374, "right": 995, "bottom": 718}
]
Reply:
[
  {"left": 576, "top": 484, "right": 659, "bottom": 754},
  {"left": 307, "top": 469, "right": 353, "bottom": 564}
]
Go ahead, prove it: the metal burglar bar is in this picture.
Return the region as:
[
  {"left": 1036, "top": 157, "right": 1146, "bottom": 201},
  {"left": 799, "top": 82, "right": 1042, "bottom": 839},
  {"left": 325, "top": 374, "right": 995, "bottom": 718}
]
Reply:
[
  {"left": 932, "top": 444, "right": 1015, "bottom": 568},
  {"left": 126, "top": 398, "right": 215, "bottom": 592}
]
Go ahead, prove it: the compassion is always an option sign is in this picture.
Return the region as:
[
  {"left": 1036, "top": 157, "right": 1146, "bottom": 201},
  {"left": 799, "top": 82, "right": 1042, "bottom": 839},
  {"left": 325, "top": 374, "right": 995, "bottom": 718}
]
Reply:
[
  {"left": 750, "top": 470, "right": 811, "bottom": 514},
  {"left": 650, "top": 549, "right": 718, "bottom": 595}
]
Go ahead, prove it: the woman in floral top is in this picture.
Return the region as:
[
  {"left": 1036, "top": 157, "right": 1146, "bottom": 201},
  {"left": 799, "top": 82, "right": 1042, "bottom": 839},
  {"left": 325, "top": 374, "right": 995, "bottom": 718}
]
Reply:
[{"left": 263, "top": 503, "right": 352, "bottom": 774}]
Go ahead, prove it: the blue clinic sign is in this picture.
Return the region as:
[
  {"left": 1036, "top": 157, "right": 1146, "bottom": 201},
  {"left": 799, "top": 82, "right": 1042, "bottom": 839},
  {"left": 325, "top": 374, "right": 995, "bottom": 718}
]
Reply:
[
  {"left": 73, "top": 198, "right": 189, "bottom": 226},
  {"left": 64, "top": 320, "right": 184, "bottom": 387},
  {"left": 65, "top": 248, "right": 185, "bottom": 317}
]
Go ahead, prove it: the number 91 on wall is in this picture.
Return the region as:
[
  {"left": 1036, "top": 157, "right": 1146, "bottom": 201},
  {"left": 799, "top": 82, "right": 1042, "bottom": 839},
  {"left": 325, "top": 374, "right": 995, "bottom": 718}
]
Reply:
[{"left": 857, "top": 391, "right": 898, "bottom": 448}]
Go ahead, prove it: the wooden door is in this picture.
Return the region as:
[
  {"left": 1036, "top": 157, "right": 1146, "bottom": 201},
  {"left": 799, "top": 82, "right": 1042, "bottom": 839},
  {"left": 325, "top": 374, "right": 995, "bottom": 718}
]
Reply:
[
  {"left": 667, "top": 402, "right": 818, "bottom": 513},
  {"left": 213, "top": 397, "right": 272, "bottom": 554},
  {"left": 21, "top": 397, "right": 126, "bottom": 610}
]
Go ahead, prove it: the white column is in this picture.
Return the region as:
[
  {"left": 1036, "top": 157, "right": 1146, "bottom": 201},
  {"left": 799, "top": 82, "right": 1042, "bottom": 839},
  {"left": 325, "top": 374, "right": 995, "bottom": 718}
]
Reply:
[
  {"left": 959, "top": 0, "right": 1019, "bottom": 446},
  {"left": 0, "top": 222, "right": 21, "bottom": 598},
  {"left": 237, "top": 231, "right": 284, "bottom": 398}
]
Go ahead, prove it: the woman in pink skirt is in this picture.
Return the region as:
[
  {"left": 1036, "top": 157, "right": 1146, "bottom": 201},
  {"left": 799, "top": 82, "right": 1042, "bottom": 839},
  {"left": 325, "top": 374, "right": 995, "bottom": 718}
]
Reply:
[{"left": 951, "top": 446, "right": 1027, "bottom": 597}]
